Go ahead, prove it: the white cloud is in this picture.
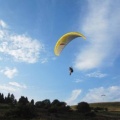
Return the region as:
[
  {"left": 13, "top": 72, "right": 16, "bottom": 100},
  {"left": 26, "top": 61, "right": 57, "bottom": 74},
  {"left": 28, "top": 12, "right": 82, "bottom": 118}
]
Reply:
[
  {"left": 74, "top": 79, "right": 83, "bottom": 83},
  {"left": 66, "top": 89, "right": 82, "bottom": 105},
  {"left": 86, "top": 71, "right": 107, "bottom": 78},
  {"left": 0, "top": 82, "right": 27, "bottom": 96},
  {"left": 0, "top": 84, "right": 17, "bottom": 92},
  {"left": 74, "top": 0, "right": 120, "bottom": 70},
  {"left": 0, "top": 67, "right": 18, "bottom": 79},
  {"left": 82, "top": 86, "right": 120, "bottom": 103},
  {"left": 0, "top": 19, "right": 45, "bottom": 63},
  {"left": 0, "top": 30, "right": 6, "bottom": 39},
  {"left": 40, "top": 58, "right": 48, "bottom": 64},
  {"left": 9, "top": 82, "right": 27, "bottom": 89},
  {"left": 0, "top": 20, "right": 8, "bottom": 28}
]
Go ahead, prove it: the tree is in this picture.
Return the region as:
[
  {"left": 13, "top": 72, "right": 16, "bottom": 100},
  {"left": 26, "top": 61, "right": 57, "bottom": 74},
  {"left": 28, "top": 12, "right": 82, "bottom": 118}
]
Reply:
[
  {"left": 35, "top": 99, "right": 51, "bottom": 108},
  {"left": 0, "top": 93, "right": 4, "bottom": 103},
  {"left": 18, "top": 96, "right": 29, "bottom": 105},
  {"left": 77, "top": 102, "right": 91, "bottom": 113},
  {"left": 4, "top": 93, "right": 13, "bottom": 104},
  {"left": 10, "top": 94, "right": 16, "bottom": 105},
  {"left": 59, "top": 102, "right": 66, "bottom": 107},
  {"left": 42, "top": 99, "right": 51, "bottom": 108},
  {"left": 52, "top": 99, "right": 60, "bottom": 106},
  {"left": 5, "top": 93, "right": 11, "bottom": 104},
  {"left": 5, "top": 103, "right": 36, "bottom": 119},
  {"left": 49, "top": 99, "right": 68, "bottom": 113},
  {"left": 35, "top": 101, "right": 42, "bottom": 108},
  {"left": 15, "top": 96, "right": 36, "bottom": 119},
  {"left": 15, "top": 103, "right": 36, "bottom": 118},
  {"left": 30, "top": 99, "right": 34, "bottom": 105}
]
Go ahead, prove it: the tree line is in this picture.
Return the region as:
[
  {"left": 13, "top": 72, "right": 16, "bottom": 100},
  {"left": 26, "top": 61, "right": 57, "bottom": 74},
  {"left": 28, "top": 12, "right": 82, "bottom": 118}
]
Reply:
[
  {"left": 0, "top": 92, "right": 95, "bottom": 119},
  {"left": 0, "top": 93, "right": 68, "bottom": 109}
]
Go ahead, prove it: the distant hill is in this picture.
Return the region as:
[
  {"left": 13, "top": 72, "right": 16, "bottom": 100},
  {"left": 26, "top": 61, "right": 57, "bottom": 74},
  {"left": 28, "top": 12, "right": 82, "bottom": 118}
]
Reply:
[
  {"left": 90, "top": 102, "right": 120, "bottom": 111},
  {"left": 71, "top": 102, "right": 120, "bottom": 111}
]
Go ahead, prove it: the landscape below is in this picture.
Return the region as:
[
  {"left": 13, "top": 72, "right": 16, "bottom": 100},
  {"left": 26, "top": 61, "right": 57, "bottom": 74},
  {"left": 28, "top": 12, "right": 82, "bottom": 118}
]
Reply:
[{"left": 0, "top": 93, "right": 120, "bottom": 120}]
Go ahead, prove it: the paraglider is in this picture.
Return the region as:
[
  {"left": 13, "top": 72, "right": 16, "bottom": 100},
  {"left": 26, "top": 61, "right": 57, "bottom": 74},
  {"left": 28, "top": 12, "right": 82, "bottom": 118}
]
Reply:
[
  {"left": 54, "top": 32, "right": 86, "bottom": 75},
  {"left": 54, "top": 32, "right": 86, "bottom": 56},
  {"left": 69, "top": 67, "right": 73, "bottom": 75},
  {"left": 101, "top": 94, "right": 106, "bottom": 96}
]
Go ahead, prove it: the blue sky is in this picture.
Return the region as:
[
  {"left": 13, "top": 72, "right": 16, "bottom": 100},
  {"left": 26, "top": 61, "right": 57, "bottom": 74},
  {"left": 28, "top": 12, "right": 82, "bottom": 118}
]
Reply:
[{"left": 0, "top": 0, "right": 120, "bottom": 105}]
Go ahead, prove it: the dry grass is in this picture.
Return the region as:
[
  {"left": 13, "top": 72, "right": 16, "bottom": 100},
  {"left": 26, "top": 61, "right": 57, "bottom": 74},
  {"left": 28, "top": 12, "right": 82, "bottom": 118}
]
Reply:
[
  {"left": 90, "top": 102, "right": 120, "bottom": 111},
  {"left": 71, "top": 102, "right": 120, "bottom": 111}
]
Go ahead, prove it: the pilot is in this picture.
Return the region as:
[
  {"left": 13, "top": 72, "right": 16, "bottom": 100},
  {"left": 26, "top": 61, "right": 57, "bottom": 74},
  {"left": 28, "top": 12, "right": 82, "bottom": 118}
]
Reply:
[{"left": 69, "top": 67, "right": 73, "bottom": 75}]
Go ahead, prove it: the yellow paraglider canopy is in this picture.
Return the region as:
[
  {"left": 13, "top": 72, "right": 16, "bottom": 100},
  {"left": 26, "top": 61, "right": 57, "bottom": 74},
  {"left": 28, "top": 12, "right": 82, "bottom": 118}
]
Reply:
[{"left": 54, "top": 32, "right": 86, "bottom": 56}]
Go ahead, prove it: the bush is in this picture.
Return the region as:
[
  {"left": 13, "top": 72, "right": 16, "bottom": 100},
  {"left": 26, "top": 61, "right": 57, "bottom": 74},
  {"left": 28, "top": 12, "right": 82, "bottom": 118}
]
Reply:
[
  {"left": 85, "top": 112, "right": 96, "bottom": 117},
  {"left": 77, "top": 102, "right": 91, "bottom": 113},
  {"left": 4, "top": 104, "right": 36, "bottom": 119},
  {"left": 16, "top": 104, "right": 36, "bottom": 118}
]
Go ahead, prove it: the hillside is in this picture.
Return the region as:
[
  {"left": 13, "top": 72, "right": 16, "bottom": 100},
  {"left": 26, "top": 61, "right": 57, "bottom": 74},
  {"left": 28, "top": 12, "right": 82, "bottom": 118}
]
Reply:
[
  {"left": 90, "top": 102, "right": 120, "bottom": 111},
  {"left": 71, "top": 102, "right": 120, "bottom": 111}
]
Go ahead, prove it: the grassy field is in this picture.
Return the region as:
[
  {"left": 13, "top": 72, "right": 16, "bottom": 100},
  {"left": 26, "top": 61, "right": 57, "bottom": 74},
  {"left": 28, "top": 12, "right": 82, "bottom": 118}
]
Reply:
[
  {"left": 90, "top": 102, "right": 120, "bottom": 111},
  {"left": 71, "top": 102, "right": 120, "bottom": 120},
  {"left": 71, "top": 102, "right": 120, "bottom": 111}
]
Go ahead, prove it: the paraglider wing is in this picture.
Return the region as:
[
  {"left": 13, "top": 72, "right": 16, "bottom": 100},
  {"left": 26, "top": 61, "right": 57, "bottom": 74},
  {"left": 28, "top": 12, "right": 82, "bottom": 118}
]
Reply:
[{"left": 54, "top": 32, "right": 86, "bottom": 56}]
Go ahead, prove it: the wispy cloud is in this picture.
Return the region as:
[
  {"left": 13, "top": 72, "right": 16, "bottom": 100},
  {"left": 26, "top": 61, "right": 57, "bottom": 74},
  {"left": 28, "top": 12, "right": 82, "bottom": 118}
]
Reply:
[
  {"left": 0, "top": 67, "right": 18, "bottom": 79},
  {"left": 82, "top": 86, "right": 120, "bottom": 103},
  {"left": 0, "top": 20, "right": 45, "bottom": 63},
  {"left": 74, "top": 79, "right": 83, "bottom": 83},
  {"left": 86, "top": 71, "right": 107, "bottom": 78},
  {"left": 9, "top": 82, "right": 27, "bottom": 89},
  {"left": 0, "top": 82, "right": 27, "bottom": 100},
  {"left": 40, "top": 58, "right": 48, "bottom": 64},
  {"left": 0, "top": 20, "right": 8, "bottom": 28},
  {"left": 66, "top": 89, "right": 82, "bottom": 105},
  {"left": 74, "top": 0, "right": 120, "bottom": 70},
  {"left": 0, "top": 84, "right": 17, "bottom": 92},
  {"left": 0, "top": 82, "right": 27, "bottom": 92}
]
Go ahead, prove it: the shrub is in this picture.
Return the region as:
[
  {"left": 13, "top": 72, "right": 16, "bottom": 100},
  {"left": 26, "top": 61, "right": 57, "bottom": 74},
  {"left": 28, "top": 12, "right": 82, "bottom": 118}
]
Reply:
[{"left": 77, "top": 102, "right": 91, "bottom": 113}]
